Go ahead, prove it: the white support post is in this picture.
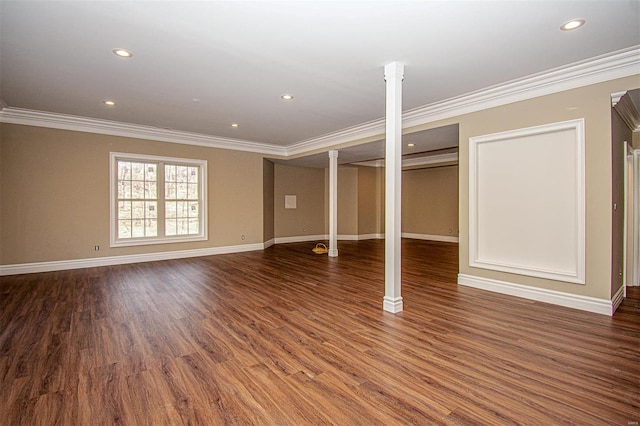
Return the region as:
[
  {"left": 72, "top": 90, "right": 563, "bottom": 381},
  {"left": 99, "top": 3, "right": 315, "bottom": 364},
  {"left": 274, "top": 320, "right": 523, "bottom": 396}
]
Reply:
[
  {"left": 383, "top": 62, "right": 404, "bottom": 313},
  {"left": 328, "top": 150, "right": 339, "bottom": 257}
]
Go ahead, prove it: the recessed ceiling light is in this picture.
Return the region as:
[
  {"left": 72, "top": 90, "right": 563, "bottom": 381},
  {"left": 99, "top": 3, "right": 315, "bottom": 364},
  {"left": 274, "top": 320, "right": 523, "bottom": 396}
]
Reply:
[
  {"left": 407, "top": 143, "right": 415, "bottom": 147},
  {"left": 281, "top": 94, "right": 294, "bottom": 101},
  {"left": 103, "top": 100, "right": 116, "bottom": 106},
  {"left": 560, "top": 19, "right": 585, "bottom": 31},
  {"left": 231, "top": 123, "right": 239, "bottom": 128},
  {"left": 112, "top": 48, "right": 133, "bottom": 58}
]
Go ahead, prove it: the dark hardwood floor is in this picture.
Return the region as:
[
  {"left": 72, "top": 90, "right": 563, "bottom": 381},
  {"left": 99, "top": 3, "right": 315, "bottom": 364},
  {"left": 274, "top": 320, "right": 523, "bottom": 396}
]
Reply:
[{"left": 1, "top": 239, "right": 638, "bottom": 425}]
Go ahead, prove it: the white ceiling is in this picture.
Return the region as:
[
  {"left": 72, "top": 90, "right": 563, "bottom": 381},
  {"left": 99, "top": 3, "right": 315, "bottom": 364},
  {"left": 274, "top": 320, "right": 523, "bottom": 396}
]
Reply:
[{"left": 1, "top": 1, "right": 639, "bottom": 163}]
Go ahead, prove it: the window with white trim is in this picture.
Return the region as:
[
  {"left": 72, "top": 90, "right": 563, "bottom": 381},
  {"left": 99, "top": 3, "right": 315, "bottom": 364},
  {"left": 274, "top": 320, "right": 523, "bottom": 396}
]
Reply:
[{"left": 110, "top": 152, "right": 207, "bottom": 247}]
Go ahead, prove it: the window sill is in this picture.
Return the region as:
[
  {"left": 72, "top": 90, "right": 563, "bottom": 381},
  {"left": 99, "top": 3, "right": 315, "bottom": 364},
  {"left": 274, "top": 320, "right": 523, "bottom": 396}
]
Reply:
[{"left": 110, "top": 234, "right": 208, "bottom": 248}]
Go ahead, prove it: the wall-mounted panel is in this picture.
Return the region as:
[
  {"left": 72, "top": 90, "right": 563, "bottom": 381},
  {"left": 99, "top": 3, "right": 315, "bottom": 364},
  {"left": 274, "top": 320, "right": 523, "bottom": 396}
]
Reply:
[{"left": 469, "top": 119, "right": 585, "bottom": 284}]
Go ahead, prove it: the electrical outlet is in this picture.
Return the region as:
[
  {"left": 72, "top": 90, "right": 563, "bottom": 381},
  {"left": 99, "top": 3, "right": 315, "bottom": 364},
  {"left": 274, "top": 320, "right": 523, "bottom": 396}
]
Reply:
[
  {"left": 94, "top": 245, "right": 100, "bottom": 251},
  {"left": 241, "top": 234, "right": 246, "bottom": 240},
  {"left": 302, "top": 227, "right": 307, "bottom": 233}
]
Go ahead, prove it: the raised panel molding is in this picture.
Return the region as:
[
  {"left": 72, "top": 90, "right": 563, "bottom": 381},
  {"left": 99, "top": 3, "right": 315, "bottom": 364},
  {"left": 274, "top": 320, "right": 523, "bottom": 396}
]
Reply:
[{"left": 469, "top": 119, "right": 586, "bottom": 284}]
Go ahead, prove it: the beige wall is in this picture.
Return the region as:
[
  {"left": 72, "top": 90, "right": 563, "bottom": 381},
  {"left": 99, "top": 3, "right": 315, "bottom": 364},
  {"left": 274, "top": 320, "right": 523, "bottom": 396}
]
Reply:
[
  {"left": 0, "top": 124, "right": 265, "bottom": 265},
  {"left": 337, "top": 166, "right": 358, "bottom": 235},
  {"left": 357, "top": 166, "right": 384, "bottom": 235},
  {"left": 402, "top": 166, "right": 458, "bottom": 237},
  {"left": 263, "top": 159, "right": 275, "bottom": 242},
  {"left": 278, "top": 164, "right": 381, "bottom": 239},
  {"left": 274, "top": 163, "right": 325, "bottom": 238},
  {"left": 633, "top": 131, "right": 640, "bottom": 150},
  {"left": 405, "top": 75, "right": 639, "bottom": 300}
]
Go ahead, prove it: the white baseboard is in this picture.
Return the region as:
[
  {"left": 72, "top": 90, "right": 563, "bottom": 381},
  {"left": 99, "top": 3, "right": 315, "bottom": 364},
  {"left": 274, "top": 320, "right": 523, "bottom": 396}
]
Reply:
[
  {"left": 612, "top": 285, "right": 625, "bottom": 315},
  {"left": 338, "top": 234, "right": 360, "bottom": 241},
  {"left": 273, "top": 233, "right": 458, "bottom": 243},
  {"left": 357, "top": 233, "right": 384, "bottom": 240},
  {"left": 458, "top": 273, "right": 618, "bottom": 316},
  {"left": 274, "top": 235, "right": 327, "bottom": 244},
  {"left": 263, "top": 238, "right": 275, "bottom": 249},
  {"left": 0, "top": 243, "right": 265, "bottom": 276},
  {"left": 274, "top": 233, "right": 383, "bottom": 244},
  {"left": 402, "top": 232, "right": 459, "bottom": 243},
  {"left": 383, "top": 296, "right": 404, "bottom": 313}
]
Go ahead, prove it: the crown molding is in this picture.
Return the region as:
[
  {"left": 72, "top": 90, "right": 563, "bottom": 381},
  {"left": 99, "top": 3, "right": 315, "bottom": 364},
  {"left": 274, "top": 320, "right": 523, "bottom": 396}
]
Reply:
[
  {"left": 286, "top": 46, "right": 640, "bottom": 155},
  {"left": 402, "top": 45, "right": 640, "bottom": 129},
  {"left": 1, "top": 46, "right": 638, "bottom": 157},
  {"left": 611, "top": 91, "right": 628, "bottom": 107},
  {"left": 0, "top": 108, "right": 287, "bottom": 156},
  {"left": 612, "top": 90, "right": 640, "bottom": 132}
]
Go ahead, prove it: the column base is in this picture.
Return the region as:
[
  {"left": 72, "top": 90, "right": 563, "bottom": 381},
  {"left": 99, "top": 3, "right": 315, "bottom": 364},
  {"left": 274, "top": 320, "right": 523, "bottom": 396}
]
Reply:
[
  {"left": 383, "top": 296, "right": 403, "bottom": 313},
  {"left": 328, "top": 248, "right": 338, "bottom": 257}
]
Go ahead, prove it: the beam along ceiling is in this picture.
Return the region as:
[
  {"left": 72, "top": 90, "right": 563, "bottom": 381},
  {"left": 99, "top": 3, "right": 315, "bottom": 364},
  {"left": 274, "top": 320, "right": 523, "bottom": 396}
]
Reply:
[
  {"left": 276, "top": 124, "right": 459, "bottom": 168},
  {"left": 1, "top": 1, "right": 639, "bottom": 152}
]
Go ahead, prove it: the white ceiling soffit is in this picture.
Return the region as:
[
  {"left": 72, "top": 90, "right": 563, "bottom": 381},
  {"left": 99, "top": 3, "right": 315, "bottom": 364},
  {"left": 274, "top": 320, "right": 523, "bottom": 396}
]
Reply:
[
  {"left": 276, "top": 124, "right": 459, "bottom": 168},
  {"left": 353, "top": 152, "right": 459, "bottom": 169},
  {"left": 0, "top": 46, "right": 638, "bottom": 157}
]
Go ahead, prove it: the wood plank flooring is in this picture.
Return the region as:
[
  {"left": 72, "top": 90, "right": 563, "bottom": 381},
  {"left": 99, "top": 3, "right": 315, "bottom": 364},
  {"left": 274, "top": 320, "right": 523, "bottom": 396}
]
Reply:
[{"left": 1, "top": 239, "right": 639, "bottom": 425}]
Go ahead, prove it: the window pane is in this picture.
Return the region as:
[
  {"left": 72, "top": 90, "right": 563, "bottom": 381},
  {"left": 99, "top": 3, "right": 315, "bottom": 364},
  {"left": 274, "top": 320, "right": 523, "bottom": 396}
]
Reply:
[
  {"left": 166, "top": 201, "right": 177, "bottom": 219},
  {"left": 118, "top": 201, "right": 131, "bottom": 219},
  {"left": 146, "top": 201, "right": 157, "bottom": 219},
  {"left": 177, "top": 182, "right": 188, "bottom": 199},
  {"left": 165, "top": 165, "right": 176, "bottom": 182},
  {"left": 188, "top": 167, "right": 199, "bottom": 183},
  {"left": 176, "top": 201, "right": 188, "bottom": 218},
  {"left": 118, "top": 181, "right": 131, "bottom": 199},
  {"left": 118, "top": 220, "right": 131, "bottom": 238},
  {"left": 177, "top": 166, "right": 188, "bottom": 183},
  {"left": 165, "top": 182, "right": 176, "bottom": 199},
  {"left": 132, "top": 201, "right": 145, "bottom": 219},
  {"left": 145, "top": 182, "right": 157, "bottom": 199},
  {"left": 132, "top": 162, "right": 145, "bottom": 180},
  {"left": 188, "top": 218, "right": 199, "bottom": 234},
  {"left": 145, "top": 219, "right": 157, "bottom": 237},
  {"left": 189, "top": 201, "right": 199, "bottom": 218},
  {"left": 177, "top": 218, "right": 189, "bottom": 235},
  {"left": 145, "top": 164, "right": 157, "bottom": 181},
  {"left": 166, "top": 219, "right": 177, "bottom": 236},
  {"left": 132, "top": 220, "right": 145, "bottom": 237},
  {"left": 118, "top": 161, "right": 131, "bottom": 180},
  {"left": 132, "top": 181, "right": 145, "bottom": 199},
  {"left": 114, "top": 156, "right": 204, "bottom": 244},
  {"left": 187, "top": 183, "right": 198, "bottom": 199}
]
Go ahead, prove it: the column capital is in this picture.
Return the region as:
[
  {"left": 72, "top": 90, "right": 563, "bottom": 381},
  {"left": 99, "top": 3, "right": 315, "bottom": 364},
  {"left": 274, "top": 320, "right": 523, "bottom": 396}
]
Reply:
[
  {"left": 384, "top": 62, "right": 404, "bottom": 82},
  {"left": 328, "top": 150, "right": 339, "bottom": 159}
]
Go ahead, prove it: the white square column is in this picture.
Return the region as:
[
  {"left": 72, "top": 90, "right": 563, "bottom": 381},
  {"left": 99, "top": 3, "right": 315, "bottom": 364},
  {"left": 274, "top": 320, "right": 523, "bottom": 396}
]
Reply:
[
  {"left": 383, "top": 62, "right": 404, "bottom": 313},
  {"left": 328, "top": 150, "right": 339, "bottom": 257}
]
